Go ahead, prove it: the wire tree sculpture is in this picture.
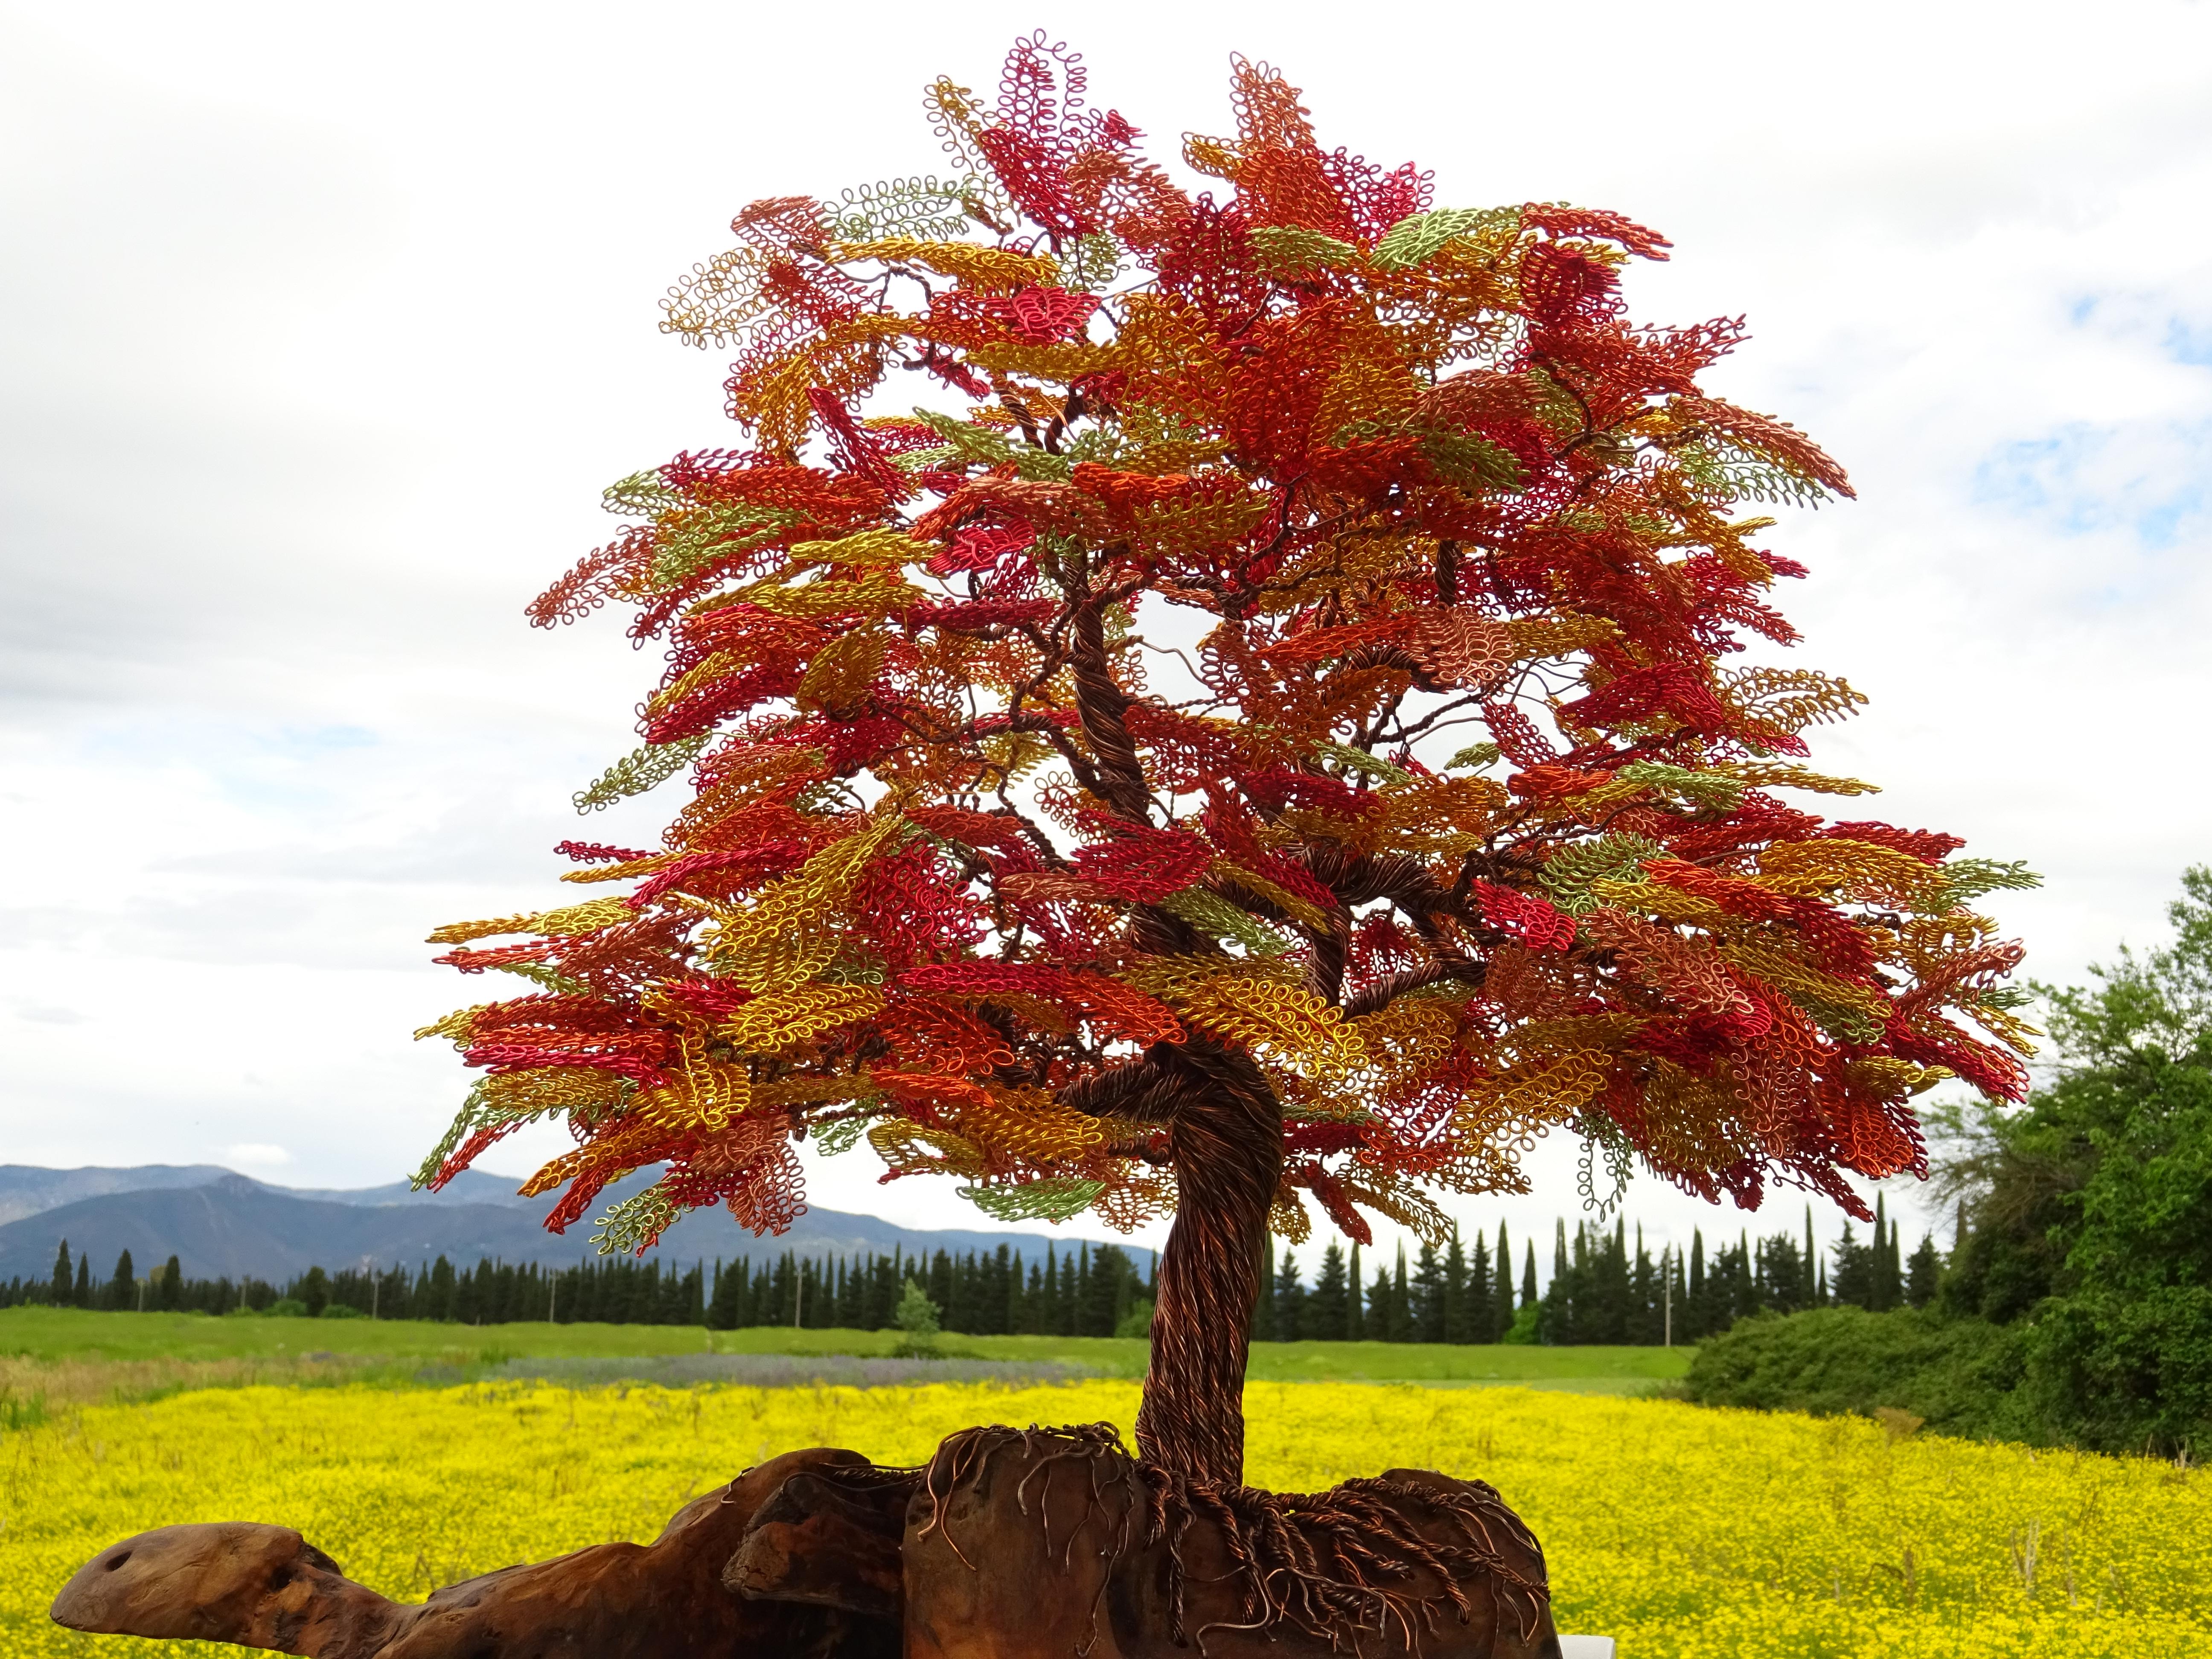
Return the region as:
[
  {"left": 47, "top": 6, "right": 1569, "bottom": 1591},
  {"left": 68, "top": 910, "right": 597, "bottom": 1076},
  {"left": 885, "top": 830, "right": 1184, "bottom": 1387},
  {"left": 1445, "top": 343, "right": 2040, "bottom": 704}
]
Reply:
[{"left": 418, "top": 35, "right": 2035, "bottom": 1485}]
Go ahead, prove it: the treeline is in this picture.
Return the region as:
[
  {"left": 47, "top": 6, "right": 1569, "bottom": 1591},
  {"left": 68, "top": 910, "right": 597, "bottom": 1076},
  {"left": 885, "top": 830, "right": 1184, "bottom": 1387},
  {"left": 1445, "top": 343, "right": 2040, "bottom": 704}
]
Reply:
[
  {"left": 5, "top": 1206, "right": 1939, "bottom": 1345},
  {"left": 1253, "top": 1197, "right": 1934, "bottom": 1346},
  {"left": 0, "top": 1239, "right": 1156, "bottom": 1338}
]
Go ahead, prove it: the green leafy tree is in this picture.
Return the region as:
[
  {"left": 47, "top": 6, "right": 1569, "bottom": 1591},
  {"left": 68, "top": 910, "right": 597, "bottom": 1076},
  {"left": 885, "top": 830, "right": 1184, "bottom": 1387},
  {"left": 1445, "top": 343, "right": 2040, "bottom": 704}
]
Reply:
[
  {"left": 1927, "top": 867, "right": 2212, "bottom": 1450},
  {"left": 893, "top": 1277, "right": 941, "bottom": 1357}
]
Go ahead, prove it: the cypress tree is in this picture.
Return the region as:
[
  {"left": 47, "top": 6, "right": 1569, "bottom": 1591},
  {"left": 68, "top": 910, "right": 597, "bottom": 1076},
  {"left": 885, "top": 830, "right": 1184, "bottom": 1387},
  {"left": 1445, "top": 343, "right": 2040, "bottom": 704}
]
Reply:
[
  {"left": 1250, "top": 1237, "right": 1275, "bottom": 1340},
  {"left": 1391, "top": 1248, "right": 1411, "bottom": 1341},
  {"left": 109, "top": 1250, "right": 134, "bottom": 1312},
  {"left": 1412, "top": 1241, "right": 1446, "bottom": 1343},
  {"left": 1083, "top": 1245, "right": 1128, "bottom": 1336},
  {"left": 1345, "top": 1240, "right": 1363, "bottom": 1339},
  {"left": 1494, "top": 1223, "right": 1515, "bottom": 1337},
  {"left": 73, "top": 1255, "right": 91, "bottom": 1308},
  {"left": 1520, "top": 1242, "right": 1537, "bottom": 1310},
  {"left": 1630, "top": 1227, "right": 1656, "bottom": 1344},
  {"left": 1905, "top": 1233, "right": 1942, "bottom": 1308},
  {"left": 1442, "top": 1229, "right": 1473, "bottom": 1343},
  {"left": 992, "top": 1244, "right": 1016, "bottom": 1336},
  {"left": 708, "top": 1259, "right": 740, "bottom": 1329},
  {"left": 428, "top": 1255, "right": 457, "bottom": 1321},
  {"left": 1274, "top": 1249, "right": 1305, "bottom": 1341},
  {"left": 1874, "top": 1193, "right": 1904, "bottom": 1312},
  {"left": 158, "top": 1255, "right": 183, "bottom": 1311},
  {"left": 50, "top": 1240, "right": 71, "bottom": 1305},
  {"left": 1831, "top": 1220, "right": 1869, "bottom": 1308},
  {"left": 1467, "top": 1229, "right": 1493, "bottom": 1342},
  {"left": 1022, "top": 1261, "right": 1045, "bottom": 1334},
  {"left": 1309, "top": 1243, "right": 1349, "bottom": 1339},
  {"left": 928, "top": 1250, "right": 954, "bottom": 1325}
]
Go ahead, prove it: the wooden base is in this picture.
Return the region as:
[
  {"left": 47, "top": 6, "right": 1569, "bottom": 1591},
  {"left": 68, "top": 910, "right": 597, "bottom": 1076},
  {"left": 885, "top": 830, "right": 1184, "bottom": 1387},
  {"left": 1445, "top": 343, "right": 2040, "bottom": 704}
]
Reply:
[{"left": 52, "top": 1429, "right": 1562, "bottom": 1659}]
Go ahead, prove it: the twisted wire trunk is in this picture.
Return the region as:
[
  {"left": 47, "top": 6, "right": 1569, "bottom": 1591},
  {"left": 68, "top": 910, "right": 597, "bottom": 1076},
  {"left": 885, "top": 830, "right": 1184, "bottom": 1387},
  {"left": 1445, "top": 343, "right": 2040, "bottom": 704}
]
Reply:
[{"left": 1134, "top": 1044, "right": 1283, "bottom": 1487}]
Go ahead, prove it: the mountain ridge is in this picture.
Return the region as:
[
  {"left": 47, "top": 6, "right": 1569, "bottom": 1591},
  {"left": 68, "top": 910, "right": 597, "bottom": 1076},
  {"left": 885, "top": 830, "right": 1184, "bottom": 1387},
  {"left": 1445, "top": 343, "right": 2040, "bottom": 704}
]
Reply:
[{"left": 0, "top": 1164, "right": 1126, "bottom": 1285}]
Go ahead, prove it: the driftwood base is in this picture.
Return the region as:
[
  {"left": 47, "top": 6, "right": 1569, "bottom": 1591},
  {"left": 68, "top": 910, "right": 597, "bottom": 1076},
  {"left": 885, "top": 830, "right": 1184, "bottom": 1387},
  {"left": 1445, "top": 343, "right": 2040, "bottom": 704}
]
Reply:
[{"left": 52, "top": 1426, "right": 1561, "bottom": 1659}]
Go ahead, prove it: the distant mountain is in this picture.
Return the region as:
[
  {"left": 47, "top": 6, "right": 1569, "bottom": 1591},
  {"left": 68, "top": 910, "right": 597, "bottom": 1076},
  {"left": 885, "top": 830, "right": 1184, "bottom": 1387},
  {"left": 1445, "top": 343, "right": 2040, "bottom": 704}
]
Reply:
[
  {"left": 0, "top": 1166, "right": 1125, "bottom": 1286},
  {"left": 0, "top": 1164, "right": 234, "bottom": 1227},
  {"left": 0, "top": 1163, "right": 531, "bottom": 1222},
  {"left": 271, "top": 1169, "right": 541, "bottom": 1210}
]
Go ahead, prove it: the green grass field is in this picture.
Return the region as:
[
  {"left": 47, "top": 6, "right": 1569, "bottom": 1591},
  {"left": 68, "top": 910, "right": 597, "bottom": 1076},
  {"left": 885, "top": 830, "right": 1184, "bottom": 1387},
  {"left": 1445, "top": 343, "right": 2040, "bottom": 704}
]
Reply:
[{"left": 0, "top": 1306, "right": 1686, "bottom": 1392}]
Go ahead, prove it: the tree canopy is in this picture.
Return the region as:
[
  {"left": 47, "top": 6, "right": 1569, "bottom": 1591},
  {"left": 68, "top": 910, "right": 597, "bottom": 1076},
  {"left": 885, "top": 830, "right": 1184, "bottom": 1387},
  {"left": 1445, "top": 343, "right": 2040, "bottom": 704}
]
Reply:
[{"left": 416, "top": 38, "right": 2030, "bottom": 1322}]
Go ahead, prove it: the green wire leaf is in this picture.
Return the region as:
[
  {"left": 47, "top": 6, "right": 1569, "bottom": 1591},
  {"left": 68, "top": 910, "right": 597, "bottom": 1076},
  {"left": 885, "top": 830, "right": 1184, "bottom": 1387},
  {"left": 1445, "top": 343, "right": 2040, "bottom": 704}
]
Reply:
[
  {"left": 573, "top": 733, "right": 710, "bottom": 814},
  {"left": 1370, "top": 206, "right": 1514, "bottom": 271},
  {"left": 960, "top": 1178, "right": 1107, "bottom": 1223}
]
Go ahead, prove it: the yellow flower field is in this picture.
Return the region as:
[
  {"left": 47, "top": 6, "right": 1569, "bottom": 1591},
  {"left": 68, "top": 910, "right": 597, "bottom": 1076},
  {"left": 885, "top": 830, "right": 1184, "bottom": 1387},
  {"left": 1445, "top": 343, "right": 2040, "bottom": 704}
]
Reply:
[{"left": 3, "top": 1380, "right": 2205, "bottom": 1658}]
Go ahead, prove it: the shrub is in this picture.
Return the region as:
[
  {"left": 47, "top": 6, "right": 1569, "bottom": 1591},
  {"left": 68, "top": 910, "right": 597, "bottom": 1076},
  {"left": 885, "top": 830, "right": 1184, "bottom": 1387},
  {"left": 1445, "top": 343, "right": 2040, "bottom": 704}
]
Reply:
[
  {"left": 2023, "top": 1286, "right": 2212, "bottom": 1453},
  {"left": 1683, "top": 1306, "right": 2037, "bottom": 1441}
]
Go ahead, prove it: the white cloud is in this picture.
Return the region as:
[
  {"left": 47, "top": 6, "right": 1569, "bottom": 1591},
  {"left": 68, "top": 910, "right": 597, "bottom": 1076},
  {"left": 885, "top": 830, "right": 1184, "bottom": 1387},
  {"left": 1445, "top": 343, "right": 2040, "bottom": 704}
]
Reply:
[
  {"left": 224, "top": 1144, "right": 292, "bottom": 1168},
  {"left": 1, "top": 0, "right": 2207, "bottom": 1270}
]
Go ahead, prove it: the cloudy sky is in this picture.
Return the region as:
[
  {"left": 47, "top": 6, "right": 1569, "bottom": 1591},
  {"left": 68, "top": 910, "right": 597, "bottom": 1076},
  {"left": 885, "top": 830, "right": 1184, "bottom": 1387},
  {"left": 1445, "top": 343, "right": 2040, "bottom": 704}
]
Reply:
[{"left": 4, "top": 0, "right": 2208, "bottom": 1272}]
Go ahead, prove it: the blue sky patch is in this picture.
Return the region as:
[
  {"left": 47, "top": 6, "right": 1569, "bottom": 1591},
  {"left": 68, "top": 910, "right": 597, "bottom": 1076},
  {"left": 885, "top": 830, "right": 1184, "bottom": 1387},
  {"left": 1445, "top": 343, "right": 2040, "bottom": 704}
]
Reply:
[{"left": 1974, "top": 419, "right": 2209, "bottom": 552}]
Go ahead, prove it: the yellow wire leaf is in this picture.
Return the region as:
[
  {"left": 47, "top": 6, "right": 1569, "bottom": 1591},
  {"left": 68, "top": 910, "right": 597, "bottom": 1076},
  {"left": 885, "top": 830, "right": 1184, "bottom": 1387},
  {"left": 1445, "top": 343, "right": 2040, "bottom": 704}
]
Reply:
[
  {"left": 791, "top": 527, "right": 930, "bottom": 568},
  {"left": 827, "top": 237, "right": 1057, "bottom": 291},
  {"left": 425, "top": 914, "right": 539, "bottom": 946},
  {"left": 703, "top": 810, "right": 910, "bottom": 992},
  {"left": 723, "top": 984, "right": 887, "bottom": 1057},
  {"left": 797, "top": 630, "right": 888, "bottom": 713},
  {"left": 1181, "top": 975, "right": 1369, "bottom": 1083},
  {"left": 1758, "top": 839, "right": 1946, "bottom": 909},
  {"left": 531, "top": 897, "right": 636, "bottom": 936}
]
